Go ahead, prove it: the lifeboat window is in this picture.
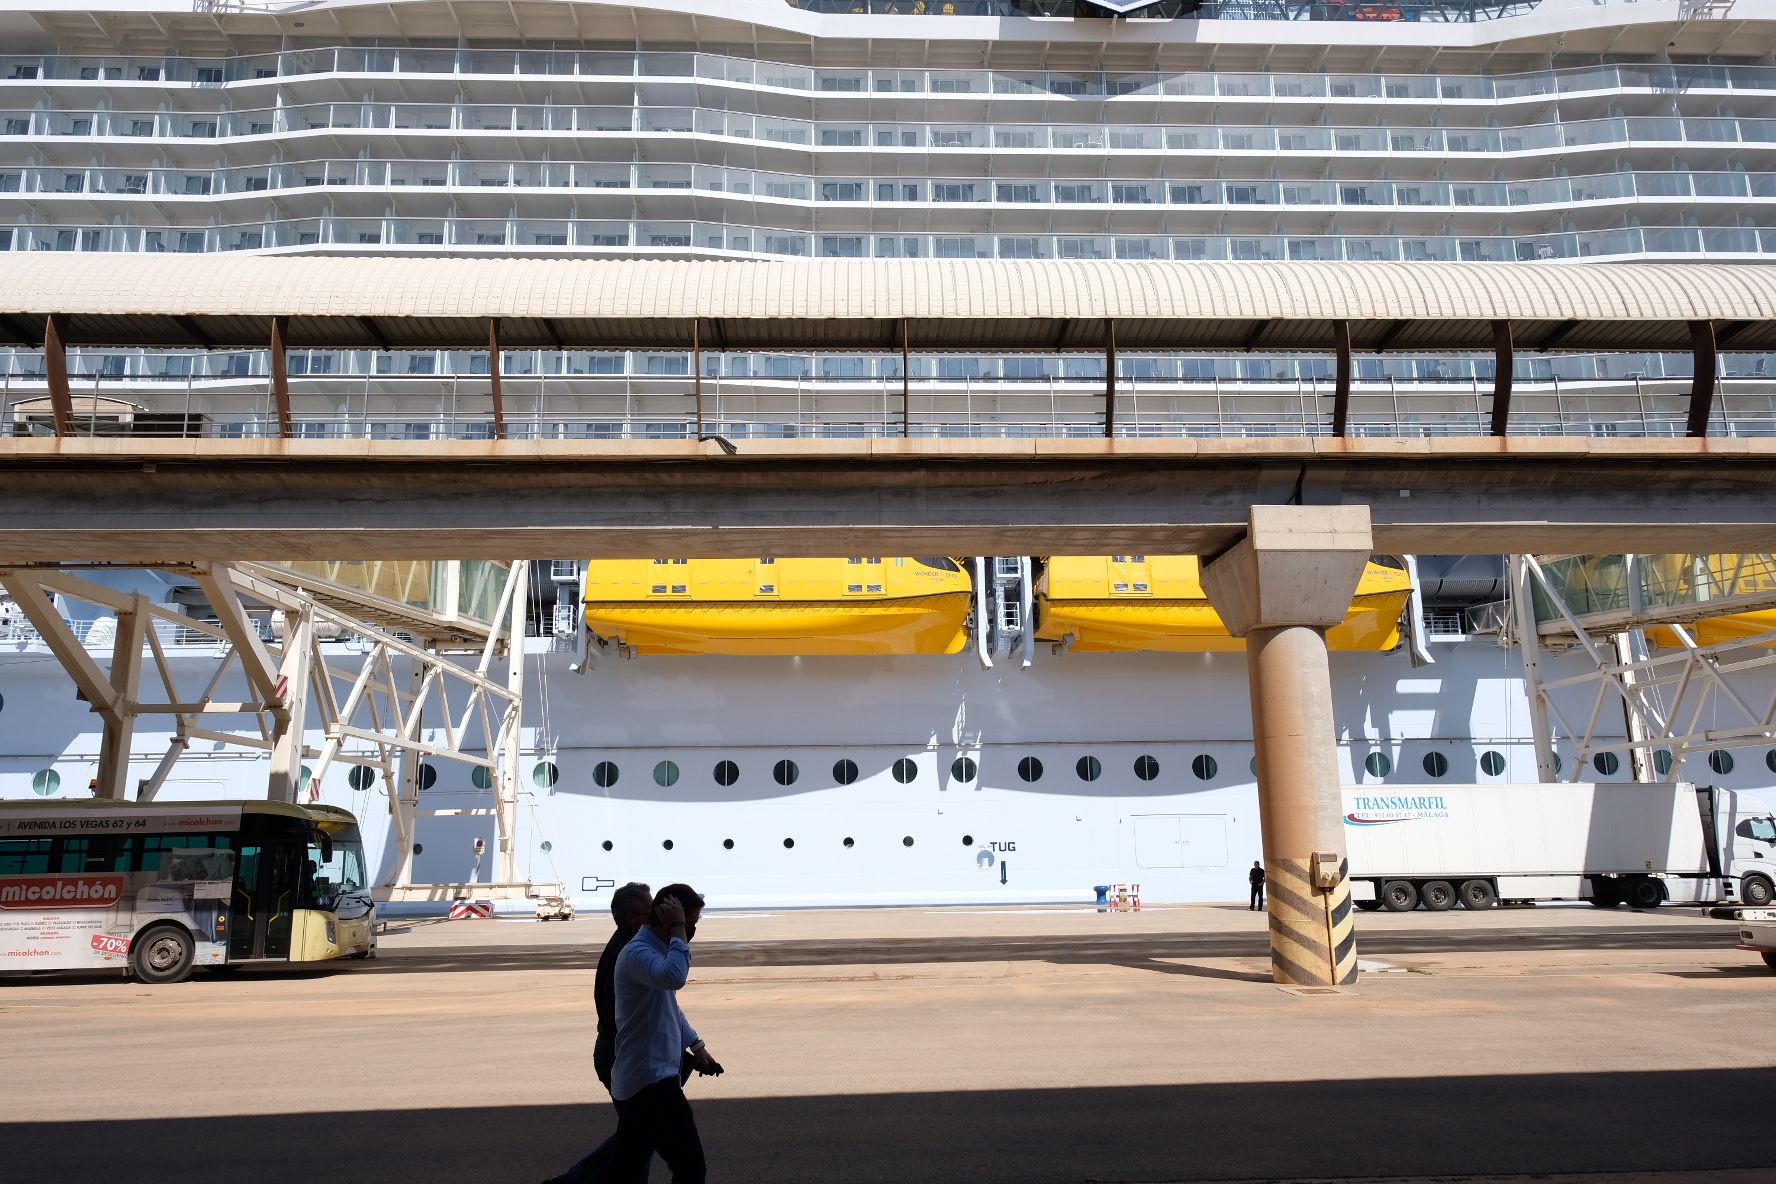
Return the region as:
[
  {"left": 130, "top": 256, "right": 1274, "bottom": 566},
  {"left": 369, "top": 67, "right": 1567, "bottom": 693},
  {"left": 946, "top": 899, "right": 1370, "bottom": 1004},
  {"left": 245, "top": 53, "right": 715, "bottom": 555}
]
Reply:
[
  {"left": 671, "top": 585, "right": 687, "bottom": 594},
  {"left": 650, "top": 585, "right": 667, "bottom": 594},
  {"left": 1710, "top": 750, "right": 1735, "bottom": 775},
  {"left": 1479, "top": 750, "right": 1506, "bottom": 777},
  {"left": 1113, "top": 582, "right": 1130, "bottom": 592},
  {"left": 1076, "top": 756, "right": 1102, "bottom": 782},
  {"left": 593, "top": 761, "right": 619, "bottom": 788},
  {"left": 892, "top": 758, "right": 918, "bottom": 784},
  {"left": 714, "top": 760, "right": 740, "bottom": 787},
  {"left": 529, "top": 762, "right": 556, "bottom": 789},
  {"left": 1655, "top": 749, "right": 1675, "bottom": 776},
  {"left": 1191, "top": 754, "right": 1218, "bottom": 781},
  {"left": 1363, "top": 752, "right": 1392, "bottom": 779},
  {"left": 833, "top": 759, "right": 859, "bottom": 785},
  {"left": 915, "top": 557, "right": 960, "bottom": 572},
  {"left": 774, "top": 759, "right": 800, "bottom": 786},
  {"left": 1593, "top": 752, "right": 1620, "bottom": 776},
  {"left": 867, "top": 584, "right": 884, "bottom": 593},
  {"left": 653, "top": 558, "right": 669, "bottom": 564},
  {"left": 759, "top": 557, "right": 775, "bottom": 564},
  {"left": 1133, "top": 755, "right": 1160, "bottom": 782},
  {"left": 654, "top": 761, "right": 680, "bottom": 787},
  {"left": 1132, "top": 583, "right": 1150, "bottom": 593},
  {"left": 758, "top": 584, "right": 777, "bottom": 594},
  {"left": 673, "top": 559, "right": 688, "bottom": 565},
  {"left": 847, "top": 584, "right": 864, "bottom": 593},
  {"left": 951, "top": 756, "right": 978, "bottom": 783},
  {"left": 1422, "top": 752, "right": 1449, "bottom": 779},
  {"left": 1018, "top": 756, "right": 1044, "bottom": 783}
]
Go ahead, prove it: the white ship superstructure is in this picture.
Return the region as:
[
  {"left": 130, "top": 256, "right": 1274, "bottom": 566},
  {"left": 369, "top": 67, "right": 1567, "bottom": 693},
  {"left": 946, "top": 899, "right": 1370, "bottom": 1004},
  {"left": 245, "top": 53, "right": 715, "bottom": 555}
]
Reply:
[{"left": 3, "top": 0, "right": 1776, "bottom": 908}]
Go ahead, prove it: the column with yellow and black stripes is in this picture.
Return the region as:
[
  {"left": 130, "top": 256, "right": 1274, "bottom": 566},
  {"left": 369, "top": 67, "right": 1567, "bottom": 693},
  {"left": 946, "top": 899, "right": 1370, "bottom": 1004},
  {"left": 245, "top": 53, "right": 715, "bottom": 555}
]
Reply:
[{"left": 1201, "top": 505, "right": 1373, "bottom": 988}]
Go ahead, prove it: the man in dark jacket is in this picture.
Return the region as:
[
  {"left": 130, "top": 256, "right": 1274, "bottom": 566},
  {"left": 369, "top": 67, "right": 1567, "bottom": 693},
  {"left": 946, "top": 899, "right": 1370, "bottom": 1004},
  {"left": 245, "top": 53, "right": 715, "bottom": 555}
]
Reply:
[
  {"left": 596, "top": 882, "right": 655, "bottom": 1089},
  {"left": 1249, "top": 861, "right": 1266, "bottom": 910}
]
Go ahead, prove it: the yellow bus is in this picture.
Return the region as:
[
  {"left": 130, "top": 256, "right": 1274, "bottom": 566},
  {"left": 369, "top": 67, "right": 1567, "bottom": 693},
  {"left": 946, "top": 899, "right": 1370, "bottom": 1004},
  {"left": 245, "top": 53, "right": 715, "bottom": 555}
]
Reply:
[{"left": 0, "top": 800, "right": 374, "bottom": 983}]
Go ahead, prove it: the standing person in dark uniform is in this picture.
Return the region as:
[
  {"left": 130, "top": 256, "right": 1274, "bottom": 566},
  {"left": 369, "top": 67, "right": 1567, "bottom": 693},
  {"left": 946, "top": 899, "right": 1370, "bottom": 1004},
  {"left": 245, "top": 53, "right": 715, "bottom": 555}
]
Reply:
[
  {"left": 548, "top": 882, "right": 652, "bottom": 1184},
  {"left": 1249, "top": 861, "right": 1267, "bottom": 910}
]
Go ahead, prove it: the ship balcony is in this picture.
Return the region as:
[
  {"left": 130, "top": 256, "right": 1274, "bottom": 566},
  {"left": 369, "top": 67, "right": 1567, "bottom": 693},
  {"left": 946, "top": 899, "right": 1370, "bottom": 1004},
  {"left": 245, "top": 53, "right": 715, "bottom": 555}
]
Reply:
[{"left": 3, "top": 52, "right": 1771, "bottom": 109}]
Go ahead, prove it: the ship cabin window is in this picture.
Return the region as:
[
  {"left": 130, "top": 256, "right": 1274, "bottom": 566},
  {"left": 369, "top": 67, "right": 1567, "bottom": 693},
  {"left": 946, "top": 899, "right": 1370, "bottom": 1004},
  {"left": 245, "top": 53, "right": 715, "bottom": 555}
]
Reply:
[
  {"left": 1076, "top": 756, "right": 1102, "bottom": 782},
  {"left": 843, "top": 837, "right": 855, "bottom": 848},
  {"left": 1709, "top": 750, "right": 1735, "bottom": 775},
  {"left": 532, "top": 761, "right": 558, "bottom": 788},
  {"left": 714, "top": 760, "right": 740, "bottom": 787},
  {"left": 773, "top": 760, "right": 799, "bottom": 787},
  {"left": 653, "top": 762, "right": 680, "bottom": 787},
  {"left": 1478, "top": 750, "right": 1506, "bottom": 777},
  {"left": 892, "top": 758, "right": 918, "bottom": 784},
  {"left": 902, "top": 836, "right": 915, "bottom": 848},
  {"left": 833, "top": 759, "right": 859, "bottom": 785},
  {"left": 951, "top": 756, "right": 978, "bottom": 783},
  {"left": 1191, "top": 754, "right": 1218, "bottom": 781},
  {"left": 1655, "top": 750, "right": 1675, "bottom": 776},
  {"left": 1133, "top": 755, "right": 1160, "bottom": 781},
  {"left": 1017, "top": 756, "right": 1044, "bottom": 783},
  {"left": 1593, "top": 752, "right": 1620, "bottom": 776},
  {"left": 593, "top": 762, "right": 619, "bottom": 788},
  {"left": 783, "top": 838, "right": 795, "bottom": 849},
  {"left": 602, "top": 840, "right": 614, "bottom": 851},
  {"left": 662, "top": 840, "right": 674, "bottom": 851},
  {"left": 1422, "top": 752, "right": 1450, "bottom": 778},
  {"left": 723, "top": 839, "right": 734, "bottom": 850},
  {"left": 1364, "top": 752, "right": 1393, "bottom": 778}
]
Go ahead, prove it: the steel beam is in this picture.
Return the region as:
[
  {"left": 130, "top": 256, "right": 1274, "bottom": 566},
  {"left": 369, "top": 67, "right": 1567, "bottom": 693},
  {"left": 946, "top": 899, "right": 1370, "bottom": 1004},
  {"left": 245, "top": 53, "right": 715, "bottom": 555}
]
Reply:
[
  {"left": 42, "top": 314, "right": 73, "bottom": 437},
  {"left": 1103, "top": 319, "right": 1116, "bottom": 439},
  {"left": 269, "top": 316, "right": 292, "bottom": 439},
  {"left": 1688, "top": 319, "right": 1718, "bottom": 439},
  {"left": 488, "top": 318, "right": 507, "bottom": 441},
  {"left": 1330, "top": 320, "right": 1351, "bottom": 438}
]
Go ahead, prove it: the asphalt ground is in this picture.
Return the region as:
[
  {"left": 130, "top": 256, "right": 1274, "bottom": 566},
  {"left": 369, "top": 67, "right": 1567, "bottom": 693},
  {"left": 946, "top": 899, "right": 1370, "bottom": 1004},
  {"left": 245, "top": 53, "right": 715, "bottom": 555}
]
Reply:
[{"left": 2, "top": 902, "right": 1771, "bottom": 1184}]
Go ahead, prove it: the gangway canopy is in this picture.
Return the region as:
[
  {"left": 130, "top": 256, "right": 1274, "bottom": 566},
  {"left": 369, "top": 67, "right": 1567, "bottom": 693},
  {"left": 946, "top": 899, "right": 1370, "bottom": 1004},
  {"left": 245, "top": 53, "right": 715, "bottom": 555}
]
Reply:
[{"left": 2, "top": 255, "right": 1774, "bottom": 354}]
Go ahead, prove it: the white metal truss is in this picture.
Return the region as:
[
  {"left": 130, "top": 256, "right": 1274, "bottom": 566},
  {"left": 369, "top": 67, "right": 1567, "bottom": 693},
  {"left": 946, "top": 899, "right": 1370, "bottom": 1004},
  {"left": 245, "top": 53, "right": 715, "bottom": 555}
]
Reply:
[
  {"left": 1509, "top": 553, "right": 1776, "bottom": 783},
  {"left": 0, "top": 559, "right": 561, "bottom": 907}
]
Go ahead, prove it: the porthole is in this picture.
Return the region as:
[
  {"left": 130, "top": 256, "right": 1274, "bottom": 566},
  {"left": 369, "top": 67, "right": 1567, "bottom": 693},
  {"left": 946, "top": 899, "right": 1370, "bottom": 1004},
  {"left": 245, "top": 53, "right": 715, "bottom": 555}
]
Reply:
[
  {"left": 962, "top": 834, "right": 974, "bottom": 846},
  {"left": 601, "top": 840, "right": 613, "bottom": 852},
  {"left": 471, "top": 766, "right": 493, "bottom": 790},
  {"left": 1249, "top": 757, "right": 1259, "bottom": 776},
  {"left": 833, "top": 759, "right": 859, "bottom": 785},
  {"left": 892, "top": 758, "right": 918, "bottom": 784},
  {"left": 653, "top": 761, "right": 680, "bottom": 788},
  {"left": 783, "top": 837, "right": 795, "bottom": 849},
  {"left": 1017, "top": 756, "right": 1044, "bottom": 783},
  {"left": 1655, "top": 749, "right": 1675, "bottom": 776},
  {"left": 1593, "top": 752, "right": 1620, "bottom": 776},
  {"left": 1422, "top": 752, "right": 1449, "bottom": 779},
  {"left": 1076, "top": 756, "right": 1102, "bottom": 782},
  {"left": 0, "top": 691, "right": 5, "bottom": 712},
  {"left": 1479, "top": 750, "right": 1506, "bottom": 777},
  {"left": 593, "top": 761, "right": 619, "bottom": 789},
  {"left": 528, "top": 761, "right": 555, "bottom": 790},
  {"left": 842, "top": 837, "right": 855, "bottom": 848},
  {"left": 722, "top": 839, "right": 734, "bottom": 850},
  {"left": 1133, "top": 755, "right": 1159, "bottom": 782},
  {"left": 298, "top": 765, "right": 314, "bottom": 792},
  {"left": 413, "top": 842, "right": 424, "bottom": 855},
  {"left": 1553, "top": 753, "right": 1564, "bottom": 774},
  {"left": 1709, "top": 750, "right": 1735, "bottom": 775},
  {"left": 662, "top": 840, "right": 674, "bottom": 851},
  {"left": 1363, "top": 752, "right": 1392, "bottom": 779},
  {"left": 951, "top": 756, "right": 978, "bottom": 783},
  {"left": 540, "top": 841, "right": 553, "bottom": 853},
  {"left": 348, "top": 766, "right": 376, "bottom": 791},
  {"left": 31, "top": 769, "right": 59, "bottom": 796},
  {"left": 418, "top": 762, "right": 438, "bottom": 790},
  {"left": 1191, "top": 754, "right": 1218, "bottom": 781},
  {"left": 902, "top": 835, "right": 915, "bottom": 847},
  {"left": 1766, "top": 749, "right": 1776, "bottom": 774},
  {"left": 773, "top": 759, "right": 799, "bottom": 787},
  {"left": 714, "top": 760, "right": 740, "bottom": 787}
]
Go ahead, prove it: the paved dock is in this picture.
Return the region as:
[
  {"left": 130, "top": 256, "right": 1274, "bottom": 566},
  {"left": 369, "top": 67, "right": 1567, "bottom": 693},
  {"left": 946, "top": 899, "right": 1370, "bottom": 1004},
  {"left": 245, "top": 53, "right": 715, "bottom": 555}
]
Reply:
[{"left": 2, "top": 903, "right": 1771, "bottom": 1183}]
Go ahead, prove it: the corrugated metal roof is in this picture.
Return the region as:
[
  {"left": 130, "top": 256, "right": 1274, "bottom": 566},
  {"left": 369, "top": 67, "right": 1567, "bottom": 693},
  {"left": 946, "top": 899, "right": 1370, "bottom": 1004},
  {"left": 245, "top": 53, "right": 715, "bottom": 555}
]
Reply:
[{"left": 2, "top": 255, "right": 1773, "bottom": 352}]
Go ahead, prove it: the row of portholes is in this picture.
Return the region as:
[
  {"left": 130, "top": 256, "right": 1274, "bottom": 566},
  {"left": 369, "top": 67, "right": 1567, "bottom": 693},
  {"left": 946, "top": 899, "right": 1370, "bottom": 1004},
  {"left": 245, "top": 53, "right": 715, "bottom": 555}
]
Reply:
[
  {"left": 612, "top": 753, "right": 1205, "bottom": 790},
  {"left": 599, "top": 834, "right": 930, "bottom": 853}
]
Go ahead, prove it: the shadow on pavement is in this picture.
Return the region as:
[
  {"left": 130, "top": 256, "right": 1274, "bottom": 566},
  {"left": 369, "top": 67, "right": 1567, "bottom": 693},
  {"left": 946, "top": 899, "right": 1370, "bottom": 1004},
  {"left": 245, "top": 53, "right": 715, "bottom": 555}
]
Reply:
[{"left": 4, "top": 1069, "right": 1771, "bottom": 1184}]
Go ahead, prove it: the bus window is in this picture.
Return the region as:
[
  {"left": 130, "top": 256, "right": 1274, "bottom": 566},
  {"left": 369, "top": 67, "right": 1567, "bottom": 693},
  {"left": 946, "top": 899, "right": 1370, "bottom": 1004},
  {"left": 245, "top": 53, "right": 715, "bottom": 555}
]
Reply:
[
  {"left": 305, "top": 836, "right": 369, "bottom": 915},
  {"left": 136, "top": 833, "right": 228, "bottom": 873},
  {"left": 57, "top": 836, "right": 131, "bottom": 872},
  {"left": 0, "top": 838, "right": 54, "bottom": 874}
]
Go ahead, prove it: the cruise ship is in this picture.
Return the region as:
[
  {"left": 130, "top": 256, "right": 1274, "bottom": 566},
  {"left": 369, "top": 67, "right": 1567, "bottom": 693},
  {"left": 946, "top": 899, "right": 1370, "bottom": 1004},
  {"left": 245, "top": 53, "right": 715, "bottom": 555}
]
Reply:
[{"left": 3, "top": 0, "right": 1776, "bottom": 909}]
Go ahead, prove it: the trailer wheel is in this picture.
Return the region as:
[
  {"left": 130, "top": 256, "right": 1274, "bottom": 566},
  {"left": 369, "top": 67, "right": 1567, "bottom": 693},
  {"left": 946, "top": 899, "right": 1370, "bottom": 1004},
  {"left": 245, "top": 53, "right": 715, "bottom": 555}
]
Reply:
[
  {"left": 1588, "top": 879, "right": 1621, "bottom": 908},
  {"left": 1421, "top": 880, "right": 1457, "bottom": 911},
  {"left": 130, "top": 925, "right": 195, "bottom": 985},
  {"left": 1742, "top": 875, "right": 1774, "bottom": 908},
  {"left": 1762, "top": 951, "right": 1776, "bottom": 972},
  {"left": 1458, "top": 880, "right": 1497, "bottom": 910},
  {"left": 1626, "top": 877, "right": 1665, "bottom": 910},
  {"left": 1381, "top": 880, "right": 1419, "bottom": 912},
  {"left": 1355, "top": 899, "right": 1384, "bottom": 912}
]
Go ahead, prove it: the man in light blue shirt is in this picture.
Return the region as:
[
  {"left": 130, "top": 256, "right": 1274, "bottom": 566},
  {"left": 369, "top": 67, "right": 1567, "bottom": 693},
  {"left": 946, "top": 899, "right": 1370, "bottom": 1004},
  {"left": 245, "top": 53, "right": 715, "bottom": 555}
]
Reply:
[{"left": 606, "top": 883, "right": 724, "bottom": 1184}]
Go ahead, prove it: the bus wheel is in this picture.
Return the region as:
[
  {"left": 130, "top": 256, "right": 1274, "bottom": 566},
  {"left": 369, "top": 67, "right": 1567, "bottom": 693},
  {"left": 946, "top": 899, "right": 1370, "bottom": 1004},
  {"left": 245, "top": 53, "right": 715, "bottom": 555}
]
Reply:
[
  {"left": 1381, "top": 880, "right": 1419, "bottom": 912},
  {"left": 1626, "top": 877, "right": 1665, "bottom": 910},
  {"left": 131, "top": 925, "right": 195, "bottom": 985},
  {"left": 1458, "top": 880, "right": 1497, "bottom": 910},
  {"left": 1421, "top": 880, "right": 1457, "bottom": 912},
  {"left": 1742, "top": 875, "right": 1774, "bottom": 908}
]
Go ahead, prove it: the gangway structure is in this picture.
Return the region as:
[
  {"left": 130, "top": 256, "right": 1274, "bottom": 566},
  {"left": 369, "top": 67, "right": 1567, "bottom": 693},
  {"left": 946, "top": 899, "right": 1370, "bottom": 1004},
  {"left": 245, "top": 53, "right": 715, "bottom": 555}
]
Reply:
[
  {"left": 1508, "top": 552, "right": 1776, "bottom": 783},
  {"left": 0, "top": 558, "right": 563, "bottom": 910}
]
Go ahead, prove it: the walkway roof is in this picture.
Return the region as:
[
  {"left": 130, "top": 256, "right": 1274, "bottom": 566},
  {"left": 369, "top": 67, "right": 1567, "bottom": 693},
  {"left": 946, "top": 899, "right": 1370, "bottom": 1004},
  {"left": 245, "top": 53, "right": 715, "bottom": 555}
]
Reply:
[{"left": 3, "top": 255, "right": 1775, "bottom": 354}]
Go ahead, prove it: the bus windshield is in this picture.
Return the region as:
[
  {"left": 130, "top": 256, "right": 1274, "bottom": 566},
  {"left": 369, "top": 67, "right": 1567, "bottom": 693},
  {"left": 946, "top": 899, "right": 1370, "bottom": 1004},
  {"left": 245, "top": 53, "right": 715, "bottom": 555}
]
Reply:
[{"left": 304, "top": 832, "right": 373, "bottom": 920}]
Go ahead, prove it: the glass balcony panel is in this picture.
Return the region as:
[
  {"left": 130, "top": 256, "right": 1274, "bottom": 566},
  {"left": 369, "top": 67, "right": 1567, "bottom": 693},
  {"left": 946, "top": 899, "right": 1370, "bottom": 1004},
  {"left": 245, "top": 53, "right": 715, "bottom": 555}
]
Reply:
[
  {"left": 1159, "top": 74, "right": 1216, "bottom": 97},
  {"left": 1702, "top": 227, "right": 1760, "bottom": 253},
  {"left": 1692, "top": 172, "right": 1748, "bottom": 198}
]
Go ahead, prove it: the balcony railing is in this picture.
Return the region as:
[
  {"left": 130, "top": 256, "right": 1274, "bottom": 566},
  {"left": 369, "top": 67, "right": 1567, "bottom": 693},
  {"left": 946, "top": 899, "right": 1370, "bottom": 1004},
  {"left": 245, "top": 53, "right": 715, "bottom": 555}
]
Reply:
[
  {"left": 3, "top": 217, "right": 1771, "bottom": 264},
  {"left": 4, "top": 51, "right": 1768, "bottom": 101}
]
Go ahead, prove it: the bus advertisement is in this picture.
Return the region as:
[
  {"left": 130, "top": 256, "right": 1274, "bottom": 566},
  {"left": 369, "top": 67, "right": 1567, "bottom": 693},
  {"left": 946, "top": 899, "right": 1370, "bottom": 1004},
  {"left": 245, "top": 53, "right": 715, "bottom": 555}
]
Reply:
[{"left": 0, "top": 800, "right": 375, "bottom": 983}]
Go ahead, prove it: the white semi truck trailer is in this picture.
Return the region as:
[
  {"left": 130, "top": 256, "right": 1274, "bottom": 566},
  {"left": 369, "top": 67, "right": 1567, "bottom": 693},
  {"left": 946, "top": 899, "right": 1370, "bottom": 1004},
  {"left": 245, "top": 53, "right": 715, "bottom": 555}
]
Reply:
[{"left": 1342, "top": 782, "right": 1776, "bottom": 912}]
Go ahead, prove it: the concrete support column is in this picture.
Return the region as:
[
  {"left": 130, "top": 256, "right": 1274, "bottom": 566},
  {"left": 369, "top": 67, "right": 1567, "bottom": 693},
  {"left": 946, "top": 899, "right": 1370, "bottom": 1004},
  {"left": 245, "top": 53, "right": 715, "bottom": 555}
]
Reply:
[{"left": 1202, "top": 505, "right": 1373, "bottom": 988}]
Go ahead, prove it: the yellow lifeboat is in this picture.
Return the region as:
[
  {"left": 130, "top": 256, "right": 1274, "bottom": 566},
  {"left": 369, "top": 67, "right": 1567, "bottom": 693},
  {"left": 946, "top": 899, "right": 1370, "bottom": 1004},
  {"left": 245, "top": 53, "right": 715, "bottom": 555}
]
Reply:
[
  {"left": 1034, "top": 555, "right": 1412, "bottom": 653},
  {"left": 582, "top": 557, "right": 973, "bottom": 656}
]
